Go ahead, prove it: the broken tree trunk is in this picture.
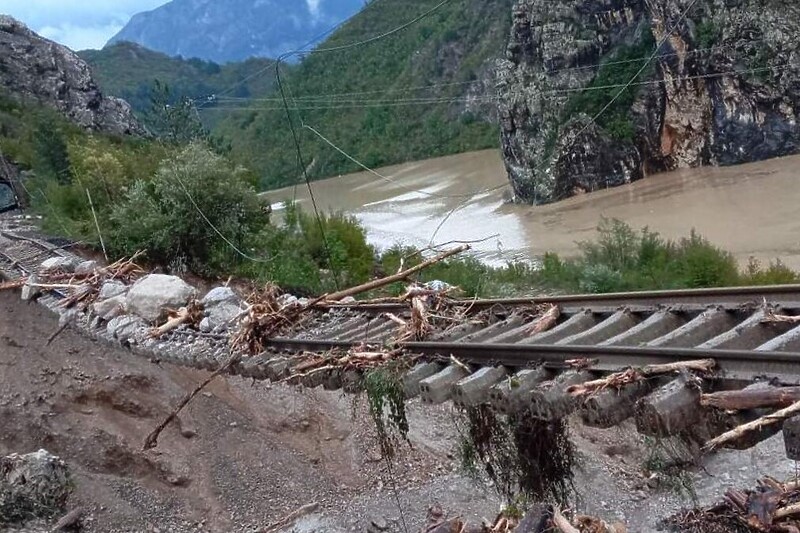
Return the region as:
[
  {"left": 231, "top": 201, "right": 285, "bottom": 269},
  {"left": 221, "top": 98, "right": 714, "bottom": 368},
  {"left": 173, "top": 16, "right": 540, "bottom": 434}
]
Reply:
[
  {"left": 703, "top": 399, "right": 800, "bottom": 452},
  {"left": 701, "top": 386, "right": 800, "bottom": 411},
  {"left": 551, "top": 509, "right": 580, "bottom": 533},
  {"left": 322, "top": 245, "right": 469, "bottom": 303}
]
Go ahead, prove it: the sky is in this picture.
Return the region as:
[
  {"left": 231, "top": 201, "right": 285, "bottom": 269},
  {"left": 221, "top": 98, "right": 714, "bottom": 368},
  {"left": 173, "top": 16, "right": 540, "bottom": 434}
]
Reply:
[{"left": 0, "top": 0, "right": 170, "bottom": 50}]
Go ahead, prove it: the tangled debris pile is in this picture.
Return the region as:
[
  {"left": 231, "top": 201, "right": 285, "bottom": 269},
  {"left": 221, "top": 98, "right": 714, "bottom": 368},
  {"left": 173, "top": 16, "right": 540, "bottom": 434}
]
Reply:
[
  {"left": 664, "top": 477, "right": 800, "bottom": 532},
  {"left": 420, "top": 503, "right": 626, "bottom": 533}
]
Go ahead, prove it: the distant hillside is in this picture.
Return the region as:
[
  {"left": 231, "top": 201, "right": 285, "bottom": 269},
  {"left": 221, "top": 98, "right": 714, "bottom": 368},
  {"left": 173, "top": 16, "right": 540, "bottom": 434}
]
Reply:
[
  {"left": 214, "top": 0, "right": 514, "bottom": 191},
  {"left": 107, "top": 0, "right": 368, "bottom": 63},
  {"left": 80, "top": 42, "right": 277, "bottom": 119}
]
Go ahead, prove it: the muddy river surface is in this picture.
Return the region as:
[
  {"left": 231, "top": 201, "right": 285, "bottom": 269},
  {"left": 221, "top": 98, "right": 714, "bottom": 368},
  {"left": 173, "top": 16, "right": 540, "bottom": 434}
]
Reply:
[{"left": 263, "top": 150, "right": 800, "bottom": 268}]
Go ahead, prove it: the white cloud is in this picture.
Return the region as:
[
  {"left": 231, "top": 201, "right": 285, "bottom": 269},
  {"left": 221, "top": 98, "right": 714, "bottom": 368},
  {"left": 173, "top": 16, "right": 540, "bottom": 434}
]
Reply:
[
  {"left": 1, "top": 0, "right": 169, "bottom": 49},
  {"left": 38, "top": 22, "right": 124, "bottom": 50},
  {"left": 306, "top": 0, "right": 321, "bottom": 19}
]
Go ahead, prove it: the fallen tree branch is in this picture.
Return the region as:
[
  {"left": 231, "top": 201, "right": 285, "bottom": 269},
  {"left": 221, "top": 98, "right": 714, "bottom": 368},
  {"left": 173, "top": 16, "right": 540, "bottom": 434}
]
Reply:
[
  {"left": 322, "top": 244, "right": 469, "bottom": 303},
  {"left": 568, "top": 359, "right": 715, "bottom": 397},
  {"left": 703, "top": 398, "right": 800, "bottom": 452},
  {"left": 762, "top": 311, "right": 800, "bottom": 324},
  {"left": 149, "top": 302, "right": 203, "bottom": 339},
  {"left": 258, "top": 502, "right": 319, "bottom": 533},
  {"left": 701, "top": 386, "right": 800, "bottom": 411},
  {"left": 143, "top": 351, "right": 240, "bottom": 450},
  {"left": 46, "top": 322, "right": 69, "bottom": 346},
  {"left": 525, "top": 304, "right": 560, "bottom": 335}
]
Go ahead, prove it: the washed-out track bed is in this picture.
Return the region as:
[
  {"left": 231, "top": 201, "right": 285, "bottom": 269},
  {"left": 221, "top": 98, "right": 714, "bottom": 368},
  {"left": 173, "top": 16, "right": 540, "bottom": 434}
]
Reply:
[{"left": 3, "top": 221, "right": 800, "bottom": 457}]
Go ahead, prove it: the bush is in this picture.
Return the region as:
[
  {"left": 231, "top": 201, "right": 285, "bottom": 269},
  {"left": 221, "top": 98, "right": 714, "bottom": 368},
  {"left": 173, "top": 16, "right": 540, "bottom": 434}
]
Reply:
[{"left": 110, "top": 143, "right": 267, "bottom": 274}]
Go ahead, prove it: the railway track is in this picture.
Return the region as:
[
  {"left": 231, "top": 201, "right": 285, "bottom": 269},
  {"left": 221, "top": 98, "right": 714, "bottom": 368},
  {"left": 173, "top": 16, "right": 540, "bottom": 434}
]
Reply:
[{"left": 3, "top": 220, "right": 800, "bottom": 454}]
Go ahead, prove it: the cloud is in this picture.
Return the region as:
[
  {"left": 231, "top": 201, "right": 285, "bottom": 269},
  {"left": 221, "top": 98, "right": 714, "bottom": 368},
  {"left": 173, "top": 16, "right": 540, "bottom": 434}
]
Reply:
[
  {"left": 2, "top": 0, "right": 168, "bottom": 49},
  {"left": 306, "top": 0, "right": 321, "bottom": 20},
  {"left": 38, "top": 23, "right": 124, "bottom": 51}
]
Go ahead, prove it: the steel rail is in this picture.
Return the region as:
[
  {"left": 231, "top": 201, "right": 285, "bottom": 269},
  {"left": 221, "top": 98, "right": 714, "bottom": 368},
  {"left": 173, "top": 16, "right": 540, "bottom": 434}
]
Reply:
[
  {"left": 319, "top": 284, "right": 800, "bottom": 314},
  {"left": 264, "top": 337, "right": 800, "bottom": 383}
]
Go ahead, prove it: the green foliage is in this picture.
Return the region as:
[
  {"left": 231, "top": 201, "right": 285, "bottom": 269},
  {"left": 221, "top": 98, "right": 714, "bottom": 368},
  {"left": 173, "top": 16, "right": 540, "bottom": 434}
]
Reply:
[
  {"left": 694, "top": 20, "right": 720, "bottom": 49},
  {"left": 535, "top": 219, "right": 748, "bottom": 294},
  {"left": 32, "top": 116, "right": 72, "bottom": 184},
  {"left": 741, "top": 258, "right": 799, "bottom": 285},
  {"left": 216, "top": 0, "right": 514, "bottom": 190},
  {"left": 144, "top": 81, "right": 208, "bottom": 143},
  {"left": 291, "top": 206, "right": 375, "bottom": 288},
  {"left": 563, "top": 27, "right": 656, "bottom": 140},
  {"left": 79, "top": 42, "right": 276, "bottom": 120},
  {"left": 110, "top": 143, "right": 266, "bottom": 273}
]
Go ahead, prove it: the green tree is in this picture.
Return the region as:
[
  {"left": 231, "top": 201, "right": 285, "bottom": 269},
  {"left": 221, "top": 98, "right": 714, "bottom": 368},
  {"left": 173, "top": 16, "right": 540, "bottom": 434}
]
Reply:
[
  {"left": 145, "top": 80, "right": 208, "bottom": 144},
  {"left": 111, "top": 143, "right": 266, "bottom": 272},
  {"left": 32, "top": 117, "right": 71, "bottom": 184}
]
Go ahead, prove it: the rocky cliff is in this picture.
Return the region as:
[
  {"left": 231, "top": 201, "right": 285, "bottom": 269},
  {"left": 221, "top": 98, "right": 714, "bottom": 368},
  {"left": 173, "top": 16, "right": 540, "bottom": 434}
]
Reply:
[
  {"left": 498, "top": 0, "right": 800, "bottom": 204},
  {"left": 0, "top": 16, "right": 144, "bottom": 136}
]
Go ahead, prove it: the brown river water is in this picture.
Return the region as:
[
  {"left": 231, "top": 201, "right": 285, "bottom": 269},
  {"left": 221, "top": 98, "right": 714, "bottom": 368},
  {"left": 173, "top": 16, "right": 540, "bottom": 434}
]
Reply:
[{"left": 263, "top": 149, "right": 800, "bottom": 269}]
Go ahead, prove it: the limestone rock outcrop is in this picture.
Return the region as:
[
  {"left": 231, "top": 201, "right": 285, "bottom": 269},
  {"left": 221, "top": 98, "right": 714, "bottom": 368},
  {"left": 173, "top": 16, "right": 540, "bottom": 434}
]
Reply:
[
  {"left": 0, "top": 16, "right": 145, "bottom": 136},
  {"left": 498, "top": 0, "right": 800, "bottom": 204}
]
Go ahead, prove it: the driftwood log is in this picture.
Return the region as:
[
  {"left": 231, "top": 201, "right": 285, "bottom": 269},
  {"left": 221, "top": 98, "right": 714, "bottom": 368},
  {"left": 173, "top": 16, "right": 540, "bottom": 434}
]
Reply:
[
  {"left": 704, "top": 399, "right": 800, "bottom": 451},
  {"left": 701, "top": 386, "right": 800, "bottom": 411}
]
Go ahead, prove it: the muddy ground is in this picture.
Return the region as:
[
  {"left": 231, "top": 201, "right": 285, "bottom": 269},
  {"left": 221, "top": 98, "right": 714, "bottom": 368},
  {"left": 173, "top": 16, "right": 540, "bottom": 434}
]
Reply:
[{"left": 0, "top": 288, "right": 796, "bottom": 532}]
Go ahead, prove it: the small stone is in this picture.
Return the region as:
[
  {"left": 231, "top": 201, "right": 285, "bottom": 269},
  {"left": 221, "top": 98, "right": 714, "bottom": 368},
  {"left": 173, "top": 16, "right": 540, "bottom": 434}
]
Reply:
[
  {"left": 106, "top": 315, "right": 147, "bottom": 344},
  {"left": 98, "top": 280, "right": 128, "bottom": 300},
  {"left": 370, "top": 518, "right": 389, "bottom": 531},
  {"left": 201, "top": 286, "right": 240, "bottom": 307},
  {"left": 180, "top": 429, "right": 197, "bottom": 439},
  {"left": 199, "top": 317, "right": 213, "bottom": 333},
  {"left": 58, "top": 308, "right": 79, "bottom": 328},
  {"left": 93, "top": 295, "right": 126, "bottom": 321},
  {"left": 21, "top": 273, "right": 41, "bottom": 301},
  {"left": 74, "top": 260, "right": 98, "bottom": 276}
]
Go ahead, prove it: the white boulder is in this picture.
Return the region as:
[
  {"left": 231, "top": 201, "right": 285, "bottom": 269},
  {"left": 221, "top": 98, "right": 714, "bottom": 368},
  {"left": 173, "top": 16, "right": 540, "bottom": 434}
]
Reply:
[
  {"left": 39, "top": 257, "right": 75, "bottom": 273},
  {"left": 125, "top": 274, "right": 196, "bottom": 322},
  {"left": 202, "top": 286, "right": 243, "bottom": 332},
  {"left": 20, "top": 273, "right": 40, "bottom": 301}
]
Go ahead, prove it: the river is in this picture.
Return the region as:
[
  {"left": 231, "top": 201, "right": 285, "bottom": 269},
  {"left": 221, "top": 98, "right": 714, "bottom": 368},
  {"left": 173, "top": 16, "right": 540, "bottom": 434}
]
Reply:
[{"left": 262, "top": 149, "right": 800, "bottom": 269}]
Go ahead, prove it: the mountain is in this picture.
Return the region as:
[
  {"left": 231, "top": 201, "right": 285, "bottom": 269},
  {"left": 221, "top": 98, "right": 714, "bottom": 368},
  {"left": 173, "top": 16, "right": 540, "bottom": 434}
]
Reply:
[
  {"left": 80, "top": 42, "right": 277, "bottom": 119},
  {"left": 0, "top": 16, "right": 143, "bottom": 136},
  {"left": 498, "top": 0, "right": 800, "bottom": 204},
  {"left": 107, "top": 0, "right": 369, "bottom": 63},
  {"left": 215, "top": 0, "right": 515, "bottom": 190}
]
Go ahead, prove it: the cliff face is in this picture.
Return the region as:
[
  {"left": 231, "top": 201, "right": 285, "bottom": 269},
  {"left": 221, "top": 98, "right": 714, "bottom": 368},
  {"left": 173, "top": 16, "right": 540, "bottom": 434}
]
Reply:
[
  {"left": 0, "top": 16, "right": 144, "bottom": 137},
  {"left": 498, "top": 0, "right": 800, "bottom": 204}
]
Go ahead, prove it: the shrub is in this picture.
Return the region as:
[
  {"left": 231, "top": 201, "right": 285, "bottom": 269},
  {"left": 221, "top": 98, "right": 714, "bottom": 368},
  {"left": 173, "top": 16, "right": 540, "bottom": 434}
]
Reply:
[{"left": 110, "top": 143, "right": 267, "bottom": 273}]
